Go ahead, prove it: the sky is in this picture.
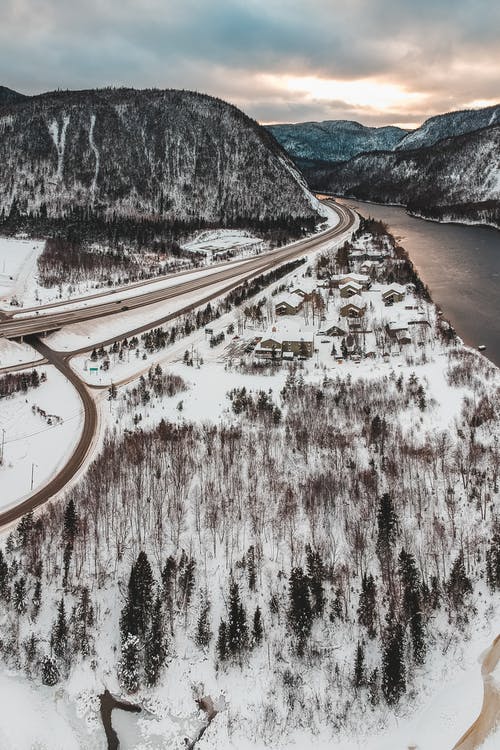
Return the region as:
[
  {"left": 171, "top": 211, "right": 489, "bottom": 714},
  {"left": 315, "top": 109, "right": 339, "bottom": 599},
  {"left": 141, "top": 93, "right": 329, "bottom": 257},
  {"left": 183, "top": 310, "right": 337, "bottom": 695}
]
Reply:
[{"left": 2, "top": 0, "right": 499, "bottom": 128}]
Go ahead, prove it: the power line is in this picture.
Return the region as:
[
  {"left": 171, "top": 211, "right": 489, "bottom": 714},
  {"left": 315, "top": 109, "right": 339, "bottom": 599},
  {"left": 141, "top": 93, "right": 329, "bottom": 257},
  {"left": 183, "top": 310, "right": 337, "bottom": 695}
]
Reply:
[{"left": 0, "top": 408, "right": 85, "bottom": 445}]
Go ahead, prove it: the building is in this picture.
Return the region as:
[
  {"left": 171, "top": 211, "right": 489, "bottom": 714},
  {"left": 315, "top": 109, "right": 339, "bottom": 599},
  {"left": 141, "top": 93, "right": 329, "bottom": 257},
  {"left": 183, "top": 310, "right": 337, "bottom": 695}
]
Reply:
[
  {"left": 386, "top": 321, "right": 412, "bottom": 345},
  {"left": 382, "top": 284, "right": 406, "bottom": 304},
  {"left": 274, "top": 292, "right": 304, "bottom": 316},
  {"left": 340, "top": 295, "right": 367, "bottom": 318},
  {"left": 318, "top": 323, "right": 346, "bottom": 337},
  {"left": 339, "top": 281, "right": 363, "bottom": 298},
  {"left": 254, "top": 324, "right": 314, "bottom": 360},
  {"left": 339, "top": 273, "right": 372, "bottom": 290}
]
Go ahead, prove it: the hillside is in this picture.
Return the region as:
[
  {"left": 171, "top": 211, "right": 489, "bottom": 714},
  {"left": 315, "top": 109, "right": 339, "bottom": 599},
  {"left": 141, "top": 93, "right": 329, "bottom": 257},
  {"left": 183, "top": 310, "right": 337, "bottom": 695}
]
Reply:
[
  {"left": 304, "top": 124, "right": 500, "bottom": 228},
  {"left": 0, "top": 86, "right": 28, "bottom": 106},
  {"left": 0, "top": 88, "right": 319, "bottom": 233},
  {"left": 267, "top": 119, "right": 409, "bottom": 165},
  {"left": 396, "top": 102, "right": 500, "bottom": 151}
]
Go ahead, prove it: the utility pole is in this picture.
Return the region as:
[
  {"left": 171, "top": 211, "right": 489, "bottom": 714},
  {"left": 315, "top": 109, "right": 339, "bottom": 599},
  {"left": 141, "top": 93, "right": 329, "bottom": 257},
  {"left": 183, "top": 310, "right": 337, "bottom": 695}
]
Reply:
[
  {"left": 30, "top": 462, "right": 36, "bottom": 490},
  {"left": 0, "top": 428, "right": 5, "bottom": 465}
]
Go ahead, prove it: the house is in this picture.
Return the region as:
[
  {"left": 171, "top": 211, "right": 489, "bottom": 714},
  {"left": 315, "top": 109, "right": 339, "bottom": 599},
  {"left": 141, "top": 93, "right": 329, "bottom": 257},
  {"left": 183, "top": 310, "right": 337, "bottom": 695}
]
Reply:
[
  {"left": 386, "top": 321, "right": 412, "bottom": 345},
  {"left": 318, "top": 323, "right": 346, "bottom": 337},
  {"left": 254, "top": 325, "right": 314, "bottom": 359},
  {"left": 340, "top": 295, "right": 367, "bottom": 318},
  {"left": 382, "top": 284, "right": 406, "bottom": 304},
  {"left": 274, "top": 292, "right": 304, "bottom": 316},
  {"left": 289, "top": 287, "right": 308, "bottom": 298},
  {"left": 339, "top": 273, "right": 372, "bottom": 290},
  {"left": 339, "top": 281, "right": 363, "bottom": 298}
]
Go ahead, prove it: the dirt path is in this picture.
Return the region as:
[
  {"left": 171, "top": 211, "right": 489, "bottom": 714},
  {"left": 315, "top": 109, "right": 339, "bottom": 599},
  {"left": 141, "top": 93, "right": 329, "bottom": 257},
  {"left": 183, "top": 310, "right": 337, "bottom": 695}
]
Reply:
[
  {"left": 99, "top": 690, "right": 141, "bottom": 750},
  {"left": 453, "top": 634, "right": 500, "bottom": 750}
]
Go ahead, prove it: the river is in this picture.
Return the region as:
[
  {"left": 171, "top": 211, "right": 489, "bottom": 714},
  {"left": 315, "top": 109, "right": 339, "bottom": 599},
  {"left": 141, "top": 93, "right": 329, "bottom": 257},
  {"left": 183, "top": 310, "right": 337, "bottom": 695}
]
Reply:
[{"left": 338, "top": 199, "right": 500, "bottom": 367}]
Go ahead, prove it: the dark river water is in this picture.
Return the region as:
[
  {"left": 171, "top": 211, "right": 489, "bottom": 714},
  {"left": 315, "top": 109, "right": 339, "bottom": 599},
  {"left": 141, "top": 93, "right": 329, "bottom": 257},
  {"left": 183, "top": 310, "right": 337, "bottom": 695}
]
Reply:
[{"left": 339, "top": 199, "right": 500, "bottom": 367}]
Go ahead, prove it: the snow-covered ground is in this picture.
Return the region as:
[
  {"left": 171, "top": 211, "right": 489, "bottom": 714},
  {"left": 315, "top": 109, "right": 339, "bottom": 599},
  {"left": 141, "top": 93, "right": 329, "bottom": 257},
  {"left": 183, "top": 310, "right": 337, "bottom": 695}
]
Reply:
[
  {"left": 0, "top": 236, "right": 44, "bottom": 301},
  {"left": 0, "top": 337, "right": 42, "bottom": 370},
  {"left": 182, "top": 229, "right": 265, "bottom": 262},
  {"left": 0, "top": 365, "right": 83, "bottom": 509}
]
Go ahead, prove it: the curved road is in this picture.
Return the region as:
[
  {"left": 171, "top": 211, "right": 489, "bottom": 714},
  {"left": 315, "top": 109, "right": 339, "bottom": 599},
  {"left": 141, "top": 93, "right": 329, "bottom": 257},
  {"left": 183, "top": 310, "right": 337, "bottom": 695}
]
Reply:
[
  {"left": 453, "top": 634, "right": 500, "bottom": 750},
  {"left": 0, "top": 201, "right": 356, "bottom": 528}
]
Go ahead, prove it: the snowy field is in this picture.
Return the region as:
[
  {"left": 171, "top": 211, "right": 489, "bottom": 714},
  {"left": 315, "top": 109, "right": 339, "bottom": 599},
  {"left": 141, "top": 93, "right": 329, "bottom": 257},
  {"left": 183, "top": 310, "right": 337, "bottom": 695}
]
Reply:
[
  {"left": 0, "top": 236, "right": 44, "bottom": 301},
  {"left": 0, "top": 365, "right": 83, "bottom": 509},
  {"left": 0, "top": 337, "right": 42, "bottom": 370}
]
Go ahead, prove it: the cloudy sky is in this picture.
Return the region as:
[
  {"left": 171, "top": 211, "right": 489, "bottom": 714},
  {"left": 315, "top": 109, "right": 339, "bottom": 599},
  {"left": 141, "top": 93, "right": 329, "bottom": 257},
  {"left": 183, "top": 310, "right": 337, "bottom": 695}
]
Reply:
[{"left": 2, "top": 0, "right": 499, "bottom": 127}]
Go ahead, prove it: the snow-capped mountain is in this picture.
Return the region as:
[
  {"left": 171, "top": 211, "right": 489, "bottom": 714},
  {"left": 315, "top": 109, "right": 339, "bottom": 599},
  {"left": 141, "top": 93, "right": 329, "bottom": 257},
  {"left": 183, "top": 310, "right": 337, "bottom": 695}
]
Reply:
[
  {"left": 306, "top": 124, "right": 500, "bottom": 227},
  {"left": 0, "top": 88, "right": 318, "bottom": 228},
  {"left": 396, "top": 103, "right": 500, "bottom": 151},
  {"left": 267, "top": 120, "right": 409, "bottom": 165}
]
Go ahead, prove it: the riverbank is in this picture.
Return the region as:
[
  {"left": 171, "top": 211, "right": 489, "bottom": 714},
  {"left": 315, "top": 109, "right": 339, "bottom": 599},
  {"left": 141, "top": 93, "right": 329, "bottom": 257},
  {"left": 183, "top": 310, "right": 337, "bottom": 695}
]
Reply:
[{"left": 338, "top": 198, "right": 500, "bottom": 367}]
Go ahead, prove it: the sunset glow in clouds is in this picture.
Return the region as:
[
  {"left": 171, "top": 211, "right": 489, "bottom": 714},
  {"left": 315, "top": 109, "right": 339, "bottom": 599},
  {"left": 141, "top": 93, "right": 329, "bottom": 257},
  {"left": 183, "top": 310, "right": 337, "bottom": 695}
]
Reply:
[{"left": 2, "top": 0, "right": 499, "bottom": 126}]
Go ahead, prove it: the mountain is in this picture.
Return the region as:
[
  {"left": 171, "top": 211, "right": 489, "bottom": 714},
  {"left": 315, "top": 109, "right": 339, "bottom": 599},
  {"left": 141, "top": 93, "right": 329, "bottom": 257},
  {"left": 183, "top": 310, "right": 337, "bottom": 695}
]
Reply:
[
  {"left": 305, "top": 124, "right": 500, "bottom": 228},
  {"left": 0, "top": 88, "right": 318, "bottom": 231},
  {"left": 0, "top": 86, "right": 28, "bottom": 106},
  {"left": 266, "top": 120, "right": 409, "bottom": 165},
  {"left": 396, "top": 103, "right": 500, "bottom": 151}
]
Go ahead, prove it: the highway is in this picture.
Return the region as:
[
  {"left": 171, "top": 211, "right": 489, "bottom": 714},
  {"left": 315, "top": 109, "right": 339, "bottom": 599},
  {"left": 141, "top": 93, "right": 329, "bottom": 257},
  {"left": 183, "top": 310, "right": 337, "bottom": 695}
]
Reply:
[
  {"left": 0, "top": 201, "right": 354, "bottom": 340},
  {"left": 0, "top": 200, "right": 356, "bottom": 528}
]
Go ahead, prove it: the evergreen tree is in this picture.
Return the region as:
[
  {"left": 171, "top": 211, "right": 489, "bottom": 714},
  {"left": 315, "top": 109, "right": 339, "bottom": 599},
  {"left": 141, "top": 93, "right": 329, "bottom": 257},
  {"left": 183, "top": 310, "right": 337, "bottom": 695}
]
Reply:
[
  {"left": 63, "top": 498, "right": 78, "bottom": 544},
  {"left": 0, "top": 549, "right": 8, "bottom": 600},
  {"left": 162, "top": 554, "right": 177, "bottom": 630},
  {"left": 31, "top": 579, "right": 42, "bottom": 620},
  {"left": 376, "top": 493, "right": 399, "bottom": 582},
  {"left": 119, "top": 634, "right": 141, "bottom": 693},
  {"left": 399, "top": 549, "right": 426, "bottom": 664},
  {"left": 251, "top": 606, "right": 263, "bottom": 647},
  {"left": 357, "top": 573, "right": 377, "bottom": 639},
  {"left": 121, "top": 551, "right": 154, "bottom": 640},
  {"left": 52, "top": 598, "right": 68, "bottom": 660},
  {"left": 288, "top": 567, "right": 313, "bottom": 656},
  {"left": 41, "top": 656, "right": 59, "bottom": 686},
  {"left": 145, "top": 595, "right": 167, "bottom": 686},
  {"left": 178, "top": 553, "right": 196, "bottom": 611},
  {"left": 227, "top": 580, "right": 248, "bottom": 658},
  {"left": 381, "top": 604, "right": 406, "bottom": 705},
  {"left": 13, "top": 576, "right": 27, "bottom": 614},
  {"left": 447, "top": 550, "right": 473, "bottom": 612},
  {"left": 353, "top": 641, "right": 366, "bottom": 689},
  {"left": 306, "top": 545, "right": 325, "bottom": 616},
  {"left": 247, "top": 546, "right": 257, "bottom": 592},
  {"left": 195, "top": 595, "right": 212, "bottom": 649},
  {"left": 71, "top": 587, "right": 94, "bottom": 656},
  {"left": 368, "top": 668, "right": 380, "bottom": 706},
  {"left": 217, "top": 620, "right": 228, "bottom": 662},
  {"left": 486, "top": 531, "right": 500, "bottom": 590}
]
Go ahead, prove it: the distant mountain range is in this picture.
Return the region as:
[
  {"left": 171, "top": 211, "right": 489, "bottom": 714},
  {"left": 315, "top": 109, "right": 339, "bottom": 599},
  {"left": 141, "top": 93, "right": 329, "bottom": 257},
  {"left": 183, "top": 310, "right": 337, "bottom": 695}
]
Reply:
[
  {"left": 267, "top": 120, "right": 409, "bottom": 166},
  {"left": 0, "top": 87, "right": 319, "bottom": 234},
  {"left": 270, "top": 104, "right": 500, "bottom": 229}
]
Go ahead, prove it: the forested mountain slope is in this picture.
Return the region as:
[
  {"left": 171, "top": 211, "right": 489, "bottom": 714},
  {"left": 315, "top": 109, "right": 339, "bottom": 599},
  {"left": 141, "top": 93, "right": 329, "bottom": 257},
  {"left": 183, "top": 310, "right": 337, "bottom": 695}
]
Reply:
[
  {"left": 305, "top": 124, "right": 500, "bottom": 228},
  {"left": 267, "top": 120, "right": 409, "bottom": 165},
  {"left": 0, "top": 88, "right": 318, "bottom": 231},
  {"left": 396, "top": 103, "right": 500, "bottom": 151}
]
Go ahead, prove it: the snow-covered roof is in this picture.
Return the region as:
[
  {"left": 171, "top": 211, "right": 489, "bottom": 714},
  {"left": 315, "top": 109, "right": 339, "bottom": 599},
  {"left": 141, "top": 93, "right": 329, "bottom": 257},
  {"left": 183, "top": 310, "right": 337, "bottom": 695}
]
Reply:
[
  {"left": 339, "top": 281, "right": 363, "bottom": 292},
  {"left": 383, "top": 284, "right": 406, "bottom": 296},
  {"left": 387, "top": 320, "right": 409, "bottom": 332},
  {"left": 340, "top": 295, "right": 366, "bottom": 309},
  {"left": 275, "top": 292, "right": 303, "bottom": 309},
  {"left": 340, "top": 273, "right": 370, "bottom": 284}
]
